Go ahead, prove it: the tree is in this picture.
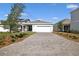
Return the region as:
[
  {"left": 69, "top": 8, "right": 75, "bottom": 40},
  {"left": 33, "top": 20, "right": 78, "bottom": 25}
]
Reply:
[
  {"left": 2, "top": 3, "right": 25, "bottom": 32},
  {"left": 57, "top": 21, "right": 63, "bottom": 32}
]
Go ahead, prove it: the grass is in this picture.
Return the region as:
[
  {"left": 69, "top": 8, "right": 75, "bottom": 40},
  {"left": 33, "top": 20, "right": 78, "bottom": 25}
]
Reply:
[
  {"left": 54, "top": 32, "right": 79, "bottom": 42},
  {"left": 0, "top": 32, "right": 34, "bottom": 48}
]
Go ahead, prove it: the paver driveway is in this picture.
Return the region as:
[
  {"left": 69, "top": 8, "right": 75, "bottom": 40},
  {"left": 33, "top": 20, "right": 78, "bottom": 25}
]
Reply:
[{"left": 0, "top": 33, "right": 79, "bottom": 56}]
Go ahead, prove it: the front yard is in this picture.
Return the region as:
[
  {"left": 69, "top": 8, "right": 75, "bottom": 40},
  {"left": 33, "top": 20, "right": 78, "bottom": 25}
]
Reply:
[
  {"left": 0, "top": 32, "right": 34, "bottom": 48},
  {"left": 54, "top": 32, "right": 79, "bottom": 42}
]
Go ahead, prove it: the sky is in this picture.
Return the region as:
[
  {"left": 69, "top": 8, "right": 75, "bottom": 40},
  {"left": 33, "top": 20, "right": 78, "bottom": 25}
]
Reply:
[{"left": 0, "top": 3, "right": 79, "bottom": 24}]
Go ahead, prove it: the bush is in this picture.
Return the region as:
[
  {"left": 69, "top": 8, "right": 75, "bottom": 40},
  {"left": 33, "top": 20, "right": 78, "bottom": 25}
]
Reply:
[
  {"left": 15, "top": 33, "right": 25, "bottom": 38},
  {"left": 70, "top": 35, "right": 78, "bottom": 39},
  {"left": 56, "top": 32, "right": 79, "bottom": 40},
  {"left": 10, "top": 34, "right": 16, "bottom": 38},
  {"left": 10, "top": 32, "right": 29, "bottom": 42},
  {"left": 11, "top": 38, "right": 16, "bottom": 42},
  {"left": 10, "top": 32, "right": 27, "bottom": 40},
  {"left": 17, "top": 33, "right": 23, "bottom": 38}
]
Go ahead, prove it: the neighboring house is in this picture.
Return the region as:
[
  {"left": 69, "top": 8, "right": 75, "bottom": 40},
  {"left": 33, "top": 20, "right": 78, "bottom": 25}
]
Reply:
[
  {"left": 62, "top": 19, "right": 71, "bottom": 32},
  {"left": 0, "top": 19, "right": 53, "bottom": 32},
  {"left": 0, "top": 21, "right": 9, "bottom": 32},
  {"left": 70, "top": 8, "right": 79, "bottom": 33},
  {"left": 53, "top": 19, "right": 71, "bottom": 32},
  {"left": 18, "top": 20, "right": 53, "bottom": 32},
  {"left": 53, "top": 22, "right": 59, "bottom": 32}
]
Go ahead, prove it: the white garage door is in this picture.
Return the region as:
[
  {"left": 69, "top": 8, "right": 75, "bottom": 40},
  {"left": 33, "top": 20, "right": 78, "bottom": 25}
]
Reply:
[{"left": 32, "top": 25, "right": 53, "bottom": 32}]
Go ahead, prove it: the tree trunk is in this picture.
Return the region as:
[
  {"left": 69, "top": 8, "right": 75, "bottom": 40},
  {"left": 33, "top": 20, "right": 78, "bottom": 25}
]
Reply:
[{"left": 10, "top": 25, "right": 11, "bottom": 33}]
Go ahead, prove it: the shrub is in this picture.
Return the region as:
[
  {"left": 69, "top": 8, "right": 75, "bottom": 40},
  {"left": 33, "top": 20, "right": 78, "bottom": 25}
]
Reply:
[
  {"left": 10, "top": 34, "right": 16, "bottom": 38},
  {"left": 71, "top": 35, "right": 78, "bottom": 39},
  {"left": 16, "top": 33, "right": 24, "bottom": 38},
  {"left": 10, "top": 32, "right": 26, "bottom": 39},
  {"left": 11, "top": 38, "right": 16, "bottom": 42},
  {"left": 56, "top": 32, "right": 79, "bottom": 40}
]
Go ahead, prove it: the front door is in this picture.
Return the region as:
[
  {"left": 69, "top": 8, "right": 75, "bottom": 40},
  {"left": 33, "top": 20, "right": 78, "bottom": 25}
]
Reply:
[{"left": 27, "top": 25, "right": 32, "bottom": 31}]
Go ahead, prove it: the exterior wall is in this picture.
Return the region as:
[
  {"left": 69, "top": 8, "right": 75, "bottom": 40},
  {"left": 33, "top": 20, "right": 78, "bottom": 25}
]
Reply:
[
  {"left": 0, "top": 23, "right": 53, "bottom": 32},
  {"left": 24, "top": 26, "right": 28, "bottom": 31},
  {"left": 70, "top": 9, "right": 79, "bottom": 32},
  {"left": 18, "top": 25, "right": 28, "bottom": 32},
  {"left": 32, "top": 25, "right": 53, "bottom": 32},
  {"left": 70, "top": 22, "right": 79, "bottom": 32}
]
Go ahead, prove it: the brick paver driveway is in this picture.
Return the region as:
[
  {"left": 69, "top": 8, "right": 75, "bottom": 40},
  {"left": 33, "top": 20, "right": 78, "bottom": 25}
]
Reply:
[{"left": 0, "top": 33, "right": 79, "bottom": 56}]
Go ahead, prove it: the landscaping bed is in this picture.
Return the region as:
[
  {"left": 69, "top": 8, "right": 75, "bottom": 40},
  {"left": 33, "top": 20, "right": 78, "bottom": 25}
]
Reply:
[
  {"left": 0, "top": 32, "right": 34, "bottom": 48},
  {"left": 54, "top": 32, "right": 79, "bottom": 42}
]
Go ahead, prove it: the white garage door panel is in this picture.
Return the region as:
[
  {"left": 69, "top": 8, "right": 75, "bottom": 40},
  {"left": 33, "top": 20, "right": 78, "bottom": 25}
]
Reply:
[
  {"left": 32, "top": 25, "right": 53, "bottom": 32},
  {"left": 36, "top": 27, "right": 51, "bottom": 32}
]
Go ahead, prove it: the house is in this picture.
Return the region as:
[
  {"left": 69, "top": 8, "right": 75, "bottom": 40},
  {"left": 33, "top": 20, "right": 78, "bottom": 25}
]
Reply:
[
  {"left": 61, "top": 19, "right": 71, "bottom": 32},
  {"left": 53, "top": 19, "right": 71, "bottom": 32},
  {"left": 18, "top": 20, "right": 53, "bottom": 32},
  {"left": 0, "top": 19, "right": 53, "bottom": 32},
  {"left": 53, "top": 22, "right": 60, "bottom": 32},
  {"left": 0, "top": 21, "right": 9, "bottom": 32},
  {"left": 70, "top": 8, "right": 79, "bottom": 33}
]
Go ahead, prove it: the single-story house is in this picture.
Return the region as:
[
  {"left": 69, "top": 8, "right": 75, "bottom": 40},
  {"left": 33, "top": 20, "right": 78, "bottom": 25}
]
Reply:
[
  {"left": 0, "top": 21, "right": 9, "bottom": 32},
  {"left": 53, "top": 19, "right": 71, "bottom": 32},
  {"left": 0, "top": 20, "right": 53, "bottom": 32},
  {"left": 18, "top": 20, "right": 53, "bottom": 32},
  {"left": 70, "top": 8, "right": 79, "bottom": 33}
]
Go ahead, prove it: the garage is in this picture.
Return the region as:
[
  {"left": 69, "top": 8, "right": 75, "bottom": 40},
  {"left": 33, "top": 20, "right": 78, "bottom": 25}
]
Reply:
[
  {"left": 30, "top": 20, "right": 53, "bottom": 32},
  {"left": 32, "top": 25, "right": 53, "bottom": 32}
]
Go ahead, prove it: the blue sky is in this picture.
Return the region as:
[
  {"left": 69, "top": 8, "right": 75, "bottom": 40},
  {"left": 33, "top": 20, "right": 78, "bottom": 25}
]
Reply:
[{"left": 0, "top": 3, "right": 79, "bottom": 24}]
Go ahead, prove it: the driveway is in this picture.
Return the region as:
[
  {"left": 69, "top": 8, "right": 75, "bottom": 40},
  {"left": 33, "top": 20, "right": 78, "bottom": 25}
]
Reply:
[{"left": 0, "top": 33, "right": 79, "bottom": 56}]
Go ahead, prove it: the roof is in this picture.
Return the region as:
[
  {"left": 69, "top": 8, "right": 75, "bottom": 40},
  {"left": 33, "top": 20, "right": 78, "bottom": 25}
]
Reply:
[
  {"left": 18, "top": 20, "right": 53, "bottom": 25},
  {"left": 71, "top": 8, "right": 79, "bottom": 13},
  {"left": 27, "top": 20, "right": 53, "bottom": 25},
  {"left": 54, "top": 19, "right": 71, "bottom": 26},
  {"left": 31, "top": 20, "right": 51, "bottom": 23},
  {"left": 62, "top": 19, "right": 71, "bottom": 25}
]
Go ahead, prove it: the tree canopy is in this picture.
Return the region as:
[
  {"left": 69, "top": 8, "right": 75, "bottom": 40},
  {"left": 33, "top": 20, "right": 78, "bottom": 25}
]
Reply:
[{"left": 2, "top": 3, "right": 25, "bottom": 32}]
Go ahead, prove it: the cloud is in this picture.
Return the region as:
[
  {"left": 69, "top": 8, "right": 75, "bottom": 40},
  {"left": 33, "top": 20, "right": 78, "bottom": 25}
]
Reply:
[
  {"left": 4, "top": 13, "right": 27, "bottom": 17},
  {"left": 36, "top": 18, "right": 44, "bottom": 20},
  {"left": 21, "top": 13, "right": 27, "bottom": 16},
  {"left": 52, "top": 17, "right": 58, "bottom": 19},
  {"left": 4, "top": 14, "right": 8, "bottom": 17},
  {"left": 66, "top": 4, "right": 78, "bottom": 9}
]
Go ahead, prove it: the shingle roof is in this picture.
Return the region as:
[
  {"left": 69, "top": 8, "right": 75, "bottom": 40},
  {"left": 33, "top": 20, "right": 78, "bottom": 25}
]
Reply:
[
  {"left": 31, "top": 20, "right": 50, "bottom": 23},
  {"left": 62, "top": 19, "right": 71, "bottom": 25},
  {"left": 29, "top": 20, "right": 53, "bottom": 25},
  {"left": 19, "top": 20, "right": 53, "bottom": 25}
]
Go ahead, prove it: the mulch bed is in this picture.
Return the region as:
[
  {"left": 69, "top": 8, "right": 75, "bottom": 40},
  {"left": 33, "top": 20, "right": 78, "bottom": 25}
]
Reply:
[
  {"left": 54, "top": 32, "right": 79, "bottom": 42},
  {"left": 0, "top": 35, "right": 30, "bottom": 48}
]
